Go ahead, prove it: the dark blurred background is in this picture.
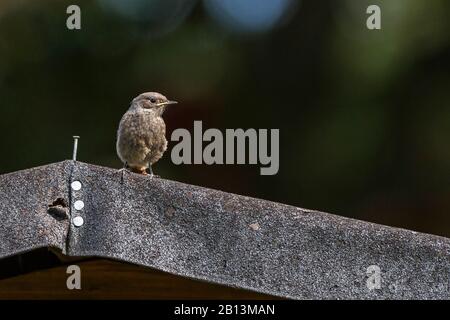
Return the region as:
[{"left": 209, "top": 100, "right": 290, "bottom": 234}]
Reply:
[{"left": 0, "top": 0, "right": 449, "bottom": 237}]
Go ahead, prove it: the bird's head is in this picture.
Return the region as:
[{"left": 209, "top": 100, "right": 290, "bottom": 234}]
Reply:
[{"left": 130, "top": 92, "right": 177, "bottom": 116}]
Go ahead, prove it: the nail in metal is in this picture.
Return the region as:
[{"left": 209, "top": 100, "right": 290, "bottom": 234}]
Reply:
[
  {"left": 73, "top": 216, "right": 84, "bottom": 227},
  {"left": 71, "top": 181, "right": 82, "bottom": 191},
  {"left": 72, "top": 136, "right": 80, "bottom": 161},
  {"left": 74, "top": 200, "right": 84, "bottom": 211}
]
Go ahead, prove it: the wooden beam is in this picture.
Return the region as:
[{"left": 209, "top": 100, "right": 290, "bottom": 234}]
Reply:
[{"left": 0, "top": 259, "right": 277, "bottom": 300}]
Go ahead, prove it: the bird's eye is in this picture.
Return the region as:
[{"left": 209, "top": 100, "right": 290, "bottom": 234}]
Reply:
[{"left": 149, "top": 97, "right": 157, "bottom": 103}]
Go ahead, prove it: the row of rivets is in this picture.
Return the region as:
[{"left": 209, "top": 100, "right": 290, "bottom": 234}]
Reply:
[{"left": 71, "top": 180, "right": 84, "bottom": 227}]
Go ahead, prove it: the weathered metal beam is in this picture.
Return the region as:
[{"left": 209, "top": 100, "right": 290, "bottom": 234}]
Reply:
[
  {"left": 1, "top": 161, "right": 450, "bottom": 299},
  {"left": 0, "top": 162, "right": 70, "bottom": 259}
]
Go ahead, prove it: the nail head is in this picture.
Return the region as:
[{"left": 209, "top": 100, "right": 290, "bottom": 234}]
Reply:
[
  {"left": 73, "top": 216, "right": 84, "bottom": 227},
  {"left": 74, "top": 200, "right": 84, "bottom": 210},
  {"left": 71, "top": 181, "right": 82, "bottom": 191}
]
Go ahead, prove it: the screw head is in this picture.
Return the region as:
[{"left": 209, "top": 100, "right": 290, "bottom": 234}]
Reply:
[
  {"left": 74, "top": 200, "right": 84, "bottom": 210},
  {"left": 71, "top": 181, "right": 82, "bottom": 191},
  {"left": 73, "top": 216, "right": 84, "bottom": 227}
]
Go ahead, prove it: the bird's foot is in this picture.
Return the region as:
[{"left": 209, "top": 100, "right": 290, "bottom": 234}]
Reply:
[
  {"left": 126, "top": 167, "right": 160, "bottom": 178},
  {"left": 147, "top": 166, "right": 160, "bottom": 178}
]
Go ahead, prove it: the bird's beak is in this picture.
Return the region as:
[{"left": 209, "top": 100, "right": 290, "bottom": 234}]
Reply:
[{"left": 157, "top": 100, "right": 178, "bottom": 107}]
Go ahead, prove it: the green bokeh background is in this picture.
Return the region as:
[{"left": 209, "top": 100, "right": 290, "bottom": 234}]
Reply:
[{"left": 0, "top": 0, "right": 449, "bottom": 236}]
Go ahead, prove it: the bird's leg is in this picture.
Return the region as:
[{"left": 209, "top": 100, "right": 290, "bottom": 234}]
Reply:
[
  {"left": 148, "top": 164, "right": 159, "bottom": 178},
  {"left": 118, "top": 162, "right": 130, "bottom": 183},
  {"left": 148, "top": 165, "right": 154, "bottom": 177}
]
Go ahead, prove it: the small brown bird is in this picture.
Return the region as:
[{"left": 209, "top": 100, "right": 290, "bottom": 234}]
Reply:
[{"left": 116, "top": 92, "right": 177, "bottom": 176}]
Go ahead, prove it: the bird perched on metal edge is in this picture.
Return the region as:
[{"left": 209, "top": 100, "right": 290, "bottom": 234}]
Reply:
[{"left": 116, "top": 92, "right": 177, "bottom": 177}]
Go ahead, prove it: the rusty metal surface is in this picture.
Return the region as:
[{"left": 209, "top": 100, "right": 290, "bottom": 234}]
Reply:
[{"left": 1, "top": 161, "right": 450, "bottom": 299}]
